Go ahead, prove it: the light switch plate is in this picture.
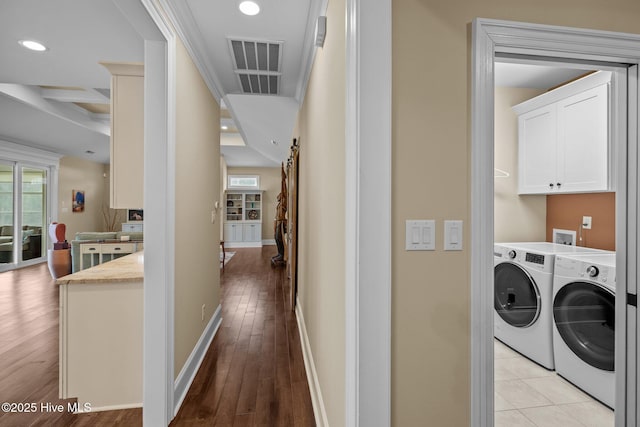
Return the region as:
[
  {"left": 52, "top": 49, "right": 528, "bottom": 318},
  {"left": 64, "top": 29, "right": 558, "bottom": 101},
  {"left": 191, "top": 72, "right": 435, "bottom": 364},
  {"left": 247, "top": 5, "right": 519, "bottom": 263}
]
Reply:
[
  {"left": 405, "top": 220, "right": 435, "bottom": 251},
  {"left": 444, "top": 220, "right": 463, "bottom": 251}
]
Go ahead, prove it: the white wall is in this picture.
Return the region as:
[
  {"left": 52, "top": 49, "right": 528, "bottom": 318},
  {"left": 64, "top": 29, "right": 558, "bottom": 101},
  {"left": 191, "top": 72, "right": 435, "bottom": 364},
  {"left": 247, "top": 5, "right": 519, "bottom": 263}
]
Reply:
[{"left": 494, "top": 86, "right": 547, "bottom": 242}]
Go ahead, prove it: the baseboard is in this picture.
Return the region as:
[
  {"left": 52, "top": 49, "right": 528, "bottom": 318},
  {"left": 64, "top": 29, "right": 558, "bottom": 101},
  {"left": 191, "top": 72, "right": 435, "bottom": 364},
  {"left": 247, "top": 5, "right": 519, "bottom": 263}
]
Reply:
[
  {"left": 262, "top": 239, "right": 276, "bottom": 246},
  {"left": 295, "top": 298, "right": 329, "bottom": 427},
  {"left": 74, "top": 402, "right": 142, "bottom": 414},
  {"left": 225, "top": 242, "right": 262, "bottom": 248},
  {"left": 173, "top": 304, "right": 222, "bottom": 416}
]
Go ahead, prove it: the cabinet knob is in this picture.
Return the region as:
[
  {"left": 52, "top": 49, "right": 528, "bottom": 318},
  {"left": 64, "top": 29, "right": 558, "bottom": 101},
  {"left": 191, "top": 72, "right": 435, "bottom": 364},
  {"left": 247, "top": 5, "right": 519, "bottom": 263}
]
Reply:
[
  {"left": 549, "top": 183, "right": 554, "bottom": 188},
  {"left": 557, "top": 182, "right": 562, "bottom": 188}
]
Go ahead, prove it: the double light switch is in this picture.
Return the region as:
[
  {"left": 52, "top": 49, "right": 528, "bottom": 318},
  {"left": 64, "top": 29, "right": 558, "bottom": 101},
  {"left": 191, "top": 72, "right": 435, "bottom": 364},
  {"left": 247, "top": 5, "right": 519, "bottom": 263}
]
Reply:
[{"left": 405, "top": 220, "right": 435, "bottom": 250}]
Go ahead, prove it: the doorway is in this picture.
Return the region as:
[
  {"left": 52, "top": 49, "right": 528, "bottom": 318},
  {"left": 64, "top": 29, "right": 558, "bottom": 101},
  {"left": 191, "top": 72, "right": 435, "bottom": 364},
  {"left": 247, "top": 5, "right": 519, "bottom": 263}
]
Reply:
[
  {"left": 0, "top": 161, "right": 51, "bottom": 271},
  {"left": 472, "top": 19, "right": 640, "bottom": 427},
  {"left": 493, "top": 58, "right": 618, "bottom": 426}
]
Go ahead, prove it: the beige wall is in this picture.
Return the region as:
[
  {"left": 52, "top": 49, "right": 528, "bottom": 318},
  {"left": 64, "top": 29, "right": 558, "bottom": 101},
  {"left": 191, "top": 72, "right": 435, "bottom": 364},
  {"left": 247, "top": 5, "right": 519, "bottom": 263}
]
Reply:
[
  {"left": 294, "top": 0, "right": 346, "bottom": 423},
  {"left": 173, "top": 37, "right": 221, "bottom": 378},
  {"left": 494, "top": 86, "right": 546, "bottom": 242},
  {"left": 58, "top": 156, "right": 114, "bottom": 239},
  {"left": 392, "top": 1, "right": 640, "bottom": 425},
  {"left": 227, "top": 166, "right": 281, "bottom": 240}
]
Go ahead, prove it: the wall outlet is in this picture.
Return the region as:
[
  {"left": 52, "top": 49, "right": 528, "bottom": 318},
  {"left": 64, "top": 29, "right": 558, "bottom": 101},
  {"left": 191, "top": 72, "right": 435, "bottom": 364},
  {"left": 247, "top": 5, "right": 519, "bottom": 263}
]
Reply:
[
  {"left": 582, "top": 216, "right": 592, "bottom": 230},
  {"left": 201, "top": 304, "right": 206, "bottom": 321}
]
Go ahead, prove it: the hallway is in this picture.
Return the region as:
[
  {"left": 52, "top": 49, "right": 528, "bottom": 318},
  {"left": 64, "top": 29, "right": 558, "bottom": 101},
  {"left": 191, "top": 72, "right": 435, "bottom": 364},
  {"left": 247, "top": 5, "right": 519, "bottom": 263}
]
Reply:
[
  {"left": 171, "top": 247, "right": 315, "bottom": 425},
  {"left": 0, "top": 246, "right": 314, "bottom": 426}
]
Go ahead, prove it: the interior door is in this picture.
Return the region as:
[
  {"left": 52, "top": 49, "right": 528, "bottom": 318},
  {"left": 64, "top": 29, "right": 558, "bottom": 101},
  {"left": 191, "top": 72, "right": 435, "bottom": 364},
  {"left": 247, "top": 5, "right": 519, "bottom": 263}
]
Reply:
[{"left": 287, "top": 139, "right": 300, "bottom": 311}]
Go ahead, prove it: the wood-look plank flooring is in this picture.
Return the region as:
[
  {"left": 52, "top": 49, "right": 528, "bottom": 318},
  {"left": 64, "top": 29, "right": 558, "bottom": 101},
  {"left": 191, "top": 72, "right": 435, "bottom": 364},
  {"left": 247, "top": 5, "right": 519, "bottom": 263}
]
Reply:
[{"left": 0, "top": 247, "right": 314, "bottom": 426}]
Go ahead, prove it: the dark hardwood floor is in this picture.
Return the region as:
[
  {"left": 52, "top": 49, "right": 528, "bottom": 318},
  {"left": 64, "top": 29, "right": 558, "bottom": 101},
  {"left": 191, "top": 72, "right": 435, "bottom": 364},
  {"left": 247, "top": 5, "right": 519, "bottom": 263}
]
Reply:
[{"left": 0, "top": 247, "right": 314, "bottom": 426}]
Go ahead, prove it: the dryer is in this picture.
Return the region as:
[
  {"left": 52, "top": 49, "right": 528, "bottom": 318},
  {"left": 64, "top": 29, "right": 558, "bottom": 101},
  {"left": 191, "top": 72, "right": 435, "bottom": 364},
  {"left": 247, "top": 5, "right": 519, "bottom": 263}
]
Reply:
[
  {"left": 494, "top": 242, "right": 607, "bottom": 370},
  {"left": 552, "top": 252, "right": 616, "bottom": 408}
]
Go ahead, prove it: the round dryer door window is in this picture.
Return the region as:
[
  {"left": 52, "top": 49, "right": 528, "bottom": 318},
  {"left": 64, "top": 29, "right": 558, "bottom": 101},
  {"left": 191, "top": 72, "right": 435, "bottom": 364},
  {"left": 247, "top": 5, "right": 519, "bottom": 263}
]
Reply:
[
  {"left": 494, "top": 262, "right": 541, "bottom": 328},
  {"left": 553, "top": 282, "right": 615, "bottom": 371}
]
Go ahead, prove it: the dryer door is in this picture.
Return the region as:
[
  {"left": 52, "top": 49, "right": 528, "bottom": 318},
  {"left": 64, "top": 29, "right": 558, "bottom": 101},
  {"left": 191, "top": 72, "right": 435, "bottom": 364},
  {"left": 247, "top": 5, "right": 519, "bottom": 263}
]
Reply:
[
  {"left": 553, "top": 281, "right": 615, "bottom": 371},
  {"left": 494, "top": 262, "right": 541, "bottom": 327}
]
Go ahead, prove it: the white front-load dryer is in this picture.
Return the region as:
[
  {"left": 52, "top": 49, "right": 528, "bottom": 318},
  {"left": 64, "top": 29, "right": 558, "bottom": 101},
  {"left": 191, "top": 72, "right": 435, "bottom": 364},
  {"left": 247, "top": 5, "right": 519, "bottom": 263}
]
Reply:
[
  {"left": 552, "top": 252, "right": 616, "bottom": 408},
  {"left": 494, "top": 242, "right": 607, "bottom": 370}
]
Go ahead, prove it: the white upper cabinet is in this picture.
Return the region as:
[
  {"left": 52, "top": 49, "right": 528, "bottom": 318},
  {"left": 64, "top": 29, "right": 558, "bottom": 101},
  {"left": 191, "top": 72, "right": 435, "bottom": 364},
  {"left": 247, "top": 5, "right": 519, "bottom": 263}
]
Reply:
[
  {"left": 513, "top": 71, "right": 612, "bottom": 195},
  {"left": 100, "top": 62, "right": 144, "bottom": 209}
]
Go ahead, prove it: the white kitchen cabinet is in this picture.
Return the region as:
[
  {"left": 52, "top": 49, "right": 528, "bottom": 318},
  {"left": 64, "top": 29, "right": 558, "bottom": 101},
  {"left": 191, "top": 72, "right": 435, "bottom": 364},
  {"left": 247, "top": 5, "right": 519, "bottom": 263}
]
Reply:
[
  {"left": 514, "top": 71, "right": 612, "bottom": 195},
  {"left": 100, "top": 62, "right": 144, "bottom": 209}
]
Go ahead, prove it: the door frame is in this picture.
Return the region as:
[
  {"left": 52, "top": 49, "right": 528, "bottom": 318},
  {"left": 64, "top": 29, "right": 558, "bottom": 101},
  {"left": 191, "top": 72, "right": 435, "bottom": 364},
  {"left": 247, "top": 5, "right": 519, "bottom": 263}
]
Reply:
[{"left": 471, "top": 18, "right": 640, "bottom": 427}]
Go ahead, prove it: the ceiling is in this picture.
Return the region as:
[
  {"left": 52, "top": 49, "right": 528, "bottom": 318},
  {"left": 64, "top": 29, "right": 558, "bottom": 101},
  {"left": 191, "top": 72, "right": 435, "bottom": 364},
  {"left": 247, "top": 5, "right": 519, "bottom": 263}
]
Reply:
[{"left": 0, "top": 2, "right": 601, "bottom": 168}]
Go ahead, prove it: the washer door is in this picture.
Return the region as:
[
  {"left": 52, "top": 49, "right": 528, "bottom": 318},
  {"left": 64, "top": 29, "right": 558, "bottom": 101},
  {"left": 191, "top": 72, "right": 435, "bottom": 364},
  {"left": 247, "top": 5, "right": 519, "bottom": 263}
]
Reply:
[
  {"left": 553, "top": 281, "right": 615, "bottom": 371},
  {"left": 494, "top": 262, "right": 541, "bottom": 328}
]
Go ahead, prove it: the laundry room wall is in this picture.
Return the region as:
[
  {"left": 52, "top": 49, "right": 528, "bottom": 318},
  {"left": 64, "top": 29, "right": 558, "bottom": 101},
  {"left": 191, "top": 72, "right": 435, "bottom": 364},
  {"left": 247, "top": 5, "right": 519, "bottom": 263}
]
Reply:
[
  {"left": 494, "top": 86, "right": 546, "bottom": 242},
  {"left": 546, "top": 192, "right": 615, "bottom": 250}
]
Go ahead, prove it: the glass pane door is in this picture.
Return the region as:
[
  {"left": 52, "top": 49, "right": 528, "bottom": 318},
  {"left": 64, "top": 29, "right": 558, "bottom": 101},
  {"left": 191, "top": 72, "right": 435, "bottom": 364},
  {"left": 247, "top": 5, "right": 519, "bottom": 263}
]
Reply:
[
  {"left": 0, "top": 164, "right": 14, "bottom": 265},
  {"left": 21, "top": 167, "right": 46, "bottom": 262}
]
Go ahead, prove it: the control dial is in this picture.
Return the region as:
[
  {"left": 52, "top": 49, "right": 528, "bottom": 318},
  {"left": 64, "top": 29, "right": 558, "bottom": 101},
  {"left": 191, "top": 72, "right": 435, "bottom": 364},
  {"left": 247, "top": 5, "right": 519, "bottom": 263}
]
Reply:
[
  {"left": 586, "top": 265, "right": 599, "bottom": 277},
  {"left": 508, "top": 250, "right": 516, "bottom": 259}
]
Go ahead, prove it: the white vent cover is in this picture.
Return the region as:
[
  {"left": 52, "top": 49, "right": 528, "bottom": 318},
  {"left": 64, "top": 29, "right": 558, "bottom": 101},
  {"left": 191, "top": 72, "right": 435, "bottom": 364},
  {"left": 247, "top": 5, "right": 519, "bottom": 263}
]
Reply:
[{"left": 228, "top": 38, "right": 283, "bottom": 95}]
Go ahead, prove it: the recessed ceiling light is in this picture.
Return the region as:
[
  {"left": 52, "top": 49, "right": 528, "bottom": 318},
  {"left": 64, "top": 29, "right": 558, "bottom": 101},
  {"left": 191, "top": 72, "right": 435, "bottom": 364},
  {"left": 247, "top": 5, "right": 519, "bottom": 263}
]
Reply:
[
  {"left": 239, "top": 1, "right": 260, "bottom": 16},
  {"left": 270, "top": 139, "right": 278, "bottom": 145},
  {"left": 18, "top": 39, "right": 47, "bottom": 52},
  {"left": 221, "top": 125, "right": 229, "bottom": 130}
]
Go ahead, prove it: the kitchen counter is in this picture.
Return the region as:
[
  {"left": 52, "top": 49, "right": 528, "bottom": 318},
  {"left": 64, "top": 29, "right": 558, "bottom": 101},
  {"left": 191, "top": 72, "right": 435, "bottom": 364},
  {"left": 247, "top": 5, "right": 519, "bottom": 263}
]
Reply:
[
  {"left": 56, "top": 250, "right": 143, "bottom": 285},
  {"left": 58, "top": 251, "right": 143, "bottom": 410}
]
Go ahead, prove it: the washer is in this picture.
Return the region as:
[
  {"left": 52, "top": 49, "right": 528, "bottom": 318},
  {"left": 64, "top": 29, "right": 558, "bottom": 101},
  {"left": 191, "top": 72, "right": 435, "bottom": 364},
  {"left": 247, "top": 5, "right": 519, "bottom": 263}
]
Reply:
[
  {"left": 494, "top": 242, "right": 607, "bottom": 369},
  {"left": 552, "top": 252, "right": 616, "bottom": 408}
]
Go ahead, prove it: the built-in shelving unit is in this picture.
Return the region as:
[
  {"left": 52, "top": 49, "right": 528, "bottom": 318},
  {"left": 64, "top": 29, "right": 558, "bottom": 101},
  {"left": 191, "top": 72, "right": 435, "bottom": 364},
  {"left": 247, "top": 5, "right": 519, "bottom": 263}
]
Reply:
[{"left": 224, "top": 191, "right": 263, "bottom": 247}]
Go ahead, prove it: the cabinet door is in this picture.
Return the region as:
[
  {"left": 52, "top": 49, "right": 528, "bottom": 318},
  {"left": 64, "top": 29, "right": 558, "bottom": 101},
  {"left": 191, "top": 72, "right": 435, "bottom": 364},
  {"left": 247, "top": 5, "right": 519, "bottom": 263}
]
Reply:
[
  {"left": 243, "top": 224, "right": 261, "bottom": 242},
  {"left": 557, "top": 84, "right": 609, "bottom": 193},
  {"left": 224, "top": 224, "right": 243, "bottom": 242},
  {"left": 518, "top": 104, "right": 558, "bottom": 194}
]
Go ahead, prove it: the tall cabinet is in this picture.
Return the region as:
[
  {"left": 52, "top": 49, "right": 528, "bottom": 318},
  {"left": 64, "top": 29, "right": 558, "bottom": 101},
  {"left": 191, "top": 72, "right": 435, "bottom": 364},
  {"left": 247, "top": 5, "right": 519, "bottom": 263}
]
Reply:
[
  {"left": 224, "top": 191, "right": 263, "bottom": 247},
  {"left": 100, "top": 62, "right": 144, "bottom": 209}
]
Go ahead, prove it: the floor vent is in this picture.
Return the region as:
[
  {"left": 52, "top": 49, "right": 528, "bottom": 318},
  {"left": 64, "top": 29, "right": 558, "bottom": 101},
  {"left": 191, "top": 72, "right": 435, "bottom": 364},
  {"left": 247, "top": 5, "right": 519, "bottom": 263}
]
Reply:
[{"left": 228, "top": 38, "right": 283, "bottom": 95}]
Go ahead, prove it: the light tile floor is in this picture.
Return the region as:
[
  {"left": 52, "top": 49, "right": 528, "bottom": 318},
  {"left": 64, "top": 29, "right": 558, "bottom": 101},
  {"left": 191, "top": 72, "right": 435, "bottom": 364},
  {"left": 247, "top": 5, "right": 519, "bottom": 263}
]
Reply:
[{"left": 495, "top": 339, "right": 614, "bottom": 427}]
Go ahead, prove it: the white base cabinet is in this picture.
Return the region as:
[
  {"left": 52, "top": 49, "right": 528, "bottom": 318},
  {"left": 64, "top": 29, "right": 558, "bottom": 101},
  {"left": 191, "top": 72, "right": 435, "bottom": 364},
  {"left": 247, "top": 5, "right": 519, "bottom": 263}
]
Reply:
[{"left": 514, "top": 71, "right": 613, "bottom": 195}]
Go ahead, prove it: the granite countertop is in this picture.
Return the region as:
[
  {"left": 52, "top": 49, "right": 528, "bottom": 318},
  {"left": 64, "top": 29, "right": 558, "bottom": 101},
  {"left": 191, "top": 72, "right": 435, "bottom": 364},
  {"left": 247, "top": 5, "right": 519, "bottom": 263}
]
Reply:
[{"left": 56, "top": 251, "right": 144, "bottom": 285}]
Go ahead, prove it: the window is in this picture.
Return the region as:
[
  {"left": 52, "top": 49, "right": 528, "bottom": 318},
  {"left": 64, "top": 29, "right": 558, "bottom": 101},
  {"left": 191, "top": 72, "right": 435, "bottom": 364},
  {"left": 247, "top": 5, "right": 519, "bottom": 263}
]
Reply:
[{"left": 228, "top": 175, "right": 260, "bottom": 189}]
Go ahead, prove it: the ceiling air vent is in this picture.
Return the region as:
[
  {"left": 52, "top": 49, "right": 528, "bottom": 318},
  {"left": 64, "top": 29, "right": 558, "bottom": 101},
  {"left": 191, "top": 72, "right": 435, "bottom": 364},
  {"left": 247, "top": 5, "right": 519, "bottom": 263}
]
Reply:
[{"left": 228, "top": 38, "right": 283, "bottom": 95}]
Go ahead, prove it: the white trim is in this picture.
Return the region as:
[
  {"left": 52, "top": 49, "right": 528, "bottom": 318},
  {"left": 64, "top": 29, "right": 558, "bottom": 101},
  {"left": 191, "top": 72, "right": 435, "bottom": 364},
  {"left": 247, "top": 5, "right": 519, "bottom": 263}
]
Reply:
[
  {"left": 345, "top": 0, "right": 392, "bottom": 425},
  {"left": 0, "top": 139, "right": 62, "bottom": 166},
  {"left": 294, "top": 0, "right": 329, "bottom": 104},
  {"left": 158, "top": 1, "right": 224, "bottom": 102},
  {"left": 471, "top": 18, "right": 640, "bottom": 427},
  {"left": 261, "top": 239, "right": 276, "bottom": 246},
  {"left": 139, "top": 1, "right": 178, "bottom": 425},
  {"left": 79, "top": 402, "right": 143, "bottom": 414},
  {"left": 173, "top": 305, "right": 222, "bottom": 416},
  {"left": 224, "top": 241, "right": 262, "bottom": 248},
  {"left": 295, "top": 298, "right": 329, "bottom": 427}
]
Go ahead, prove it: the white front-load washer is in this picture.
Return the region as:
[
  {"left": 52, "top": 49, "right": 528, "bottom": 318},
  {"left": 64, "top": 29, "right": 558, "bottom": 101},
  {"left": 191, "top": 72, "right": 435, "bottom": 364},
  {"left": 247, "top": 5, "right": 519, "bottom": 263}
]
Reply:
[
  {"left": 494, "top": 242, "right": 607, "bottom": 370},
  {"left": 552, "top": 252, "right": 616, "bottom": 408}
]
